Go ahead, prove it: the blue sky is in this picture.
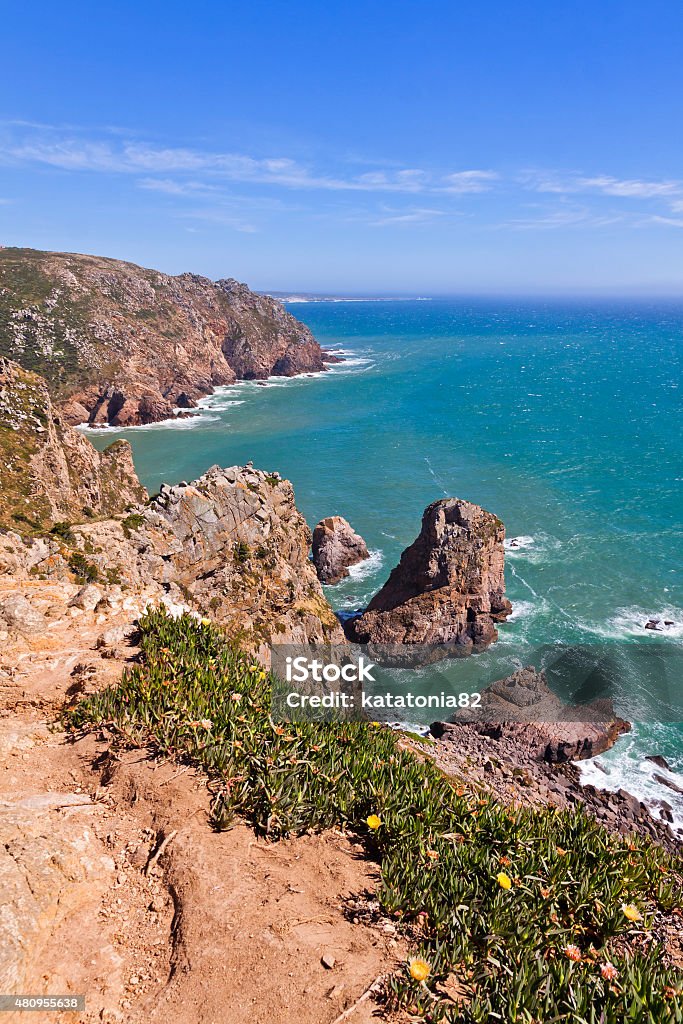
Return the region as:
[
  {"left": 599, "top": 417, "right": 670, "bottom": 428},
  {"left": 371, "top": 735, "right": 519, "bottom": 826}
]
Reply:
[{"left": 1, "top": 0, "right": 682, "bottom": 294}]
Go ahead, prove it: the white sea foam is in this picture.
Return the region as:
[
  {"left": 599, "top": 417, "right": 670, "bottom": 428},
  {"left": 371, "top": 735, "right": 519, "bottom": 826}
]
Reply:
[
  {"left": 504, "top": 599, "right": 538, "bottom": 623},
  {"left": 504, "top": 535, "right": 536, "bottom": 553},
  {"left": 346, "top": 548, "right": 384, "bottom": 582},
  {"left": 580, "top": 606, "right": 683, "bottom": 641},
  {"left": 579, "top": 736, "right": 683, "bottom": 837},
  {"left": 80, "top": 352, "right": 375, "bottom": 435},
  {"left": 504, "top": 533, "right": 562, "bottom": 564},
  {"left": 76, "top": 413, "right": 220, "bottom": 433}
]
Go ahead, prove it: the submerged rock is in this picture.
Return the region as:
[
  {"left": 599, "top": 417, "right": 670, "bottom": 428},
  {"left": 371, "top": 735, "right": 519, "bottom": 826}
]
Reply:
[
  {"left": 348, "top": 497, "right": 511, "bottom": 654},
  {"left": 311, "top": 515, "right": 369, "bottom": 584}
]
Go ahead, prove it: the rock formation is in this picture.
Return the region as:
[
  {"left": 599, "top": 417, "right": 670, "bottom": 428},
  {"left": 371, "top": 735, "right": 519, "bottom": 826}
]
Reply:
[
  {"left": 432, "top": 666, "right": 631, "bottom": 762},
  {"left": 348, "top": 497, "right": 511, "bottom": 653},
  {"left": 1, "top": 360, "right": 341, "bottom": 648},
  {"left": 312, "top": 515, "right": 369, "bottom": 584},
  {"left": 0, "top": 248, "right": 338, "bottom": 426},
  {"left": 0, "top": 357, "right": 146, "bottom": 532},
  {"left": 5, "top": 464, "right": 341, "bottom": 651}
]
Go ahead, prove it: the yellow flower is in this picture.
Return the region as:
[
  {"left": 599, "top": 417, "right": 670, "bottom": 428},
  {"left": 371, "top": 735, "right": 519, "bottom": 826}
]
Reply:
[
  {"left": 496, "top": 872, "right": 512, "bottom": 890},
  {"left": 622, "top": 903, "right": 642, "bottom": 923},
  {"left": 409, "top": 958, "right": 431, "bottom": 982},
  {"left": 201, "top": 617, "right": 211, "bottom": 626},
  {"left": 366, "top": 814, "right": 382, "bottom": 830}
]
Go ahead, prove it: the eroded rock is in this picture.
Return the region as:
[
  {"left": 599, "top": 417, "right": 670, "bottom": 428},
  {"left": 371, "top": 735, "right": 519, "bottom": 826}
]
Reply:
[
  {"left": 348, "top": 497, "right": 511, "bottom": 654},
  {"left": 312, "top": 516, "right": 369, "bottom": 584}
]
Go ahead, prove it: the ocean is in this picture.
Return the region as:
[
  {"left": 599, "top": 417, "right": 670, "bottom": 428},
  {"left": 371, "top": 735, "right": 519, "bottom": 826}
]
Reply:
[{"left": 84, "top": 297, "right": 683, "bottom": 830}]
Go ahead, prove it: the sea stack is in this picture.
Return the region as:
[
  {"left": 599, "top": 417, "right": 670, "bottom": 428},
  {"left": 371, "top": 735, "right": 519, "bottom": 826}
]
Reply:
[
  {"left": 311, "top": 515, "right": 369, "bottom": 584},
  {"left": 348, "top": 497, "right": 511, "bottom": 652}
]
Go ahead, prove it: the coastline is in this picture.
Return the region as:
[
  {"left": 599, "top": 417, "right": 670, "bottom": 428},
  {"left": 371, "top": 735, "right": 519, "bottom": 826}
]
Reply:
[{"left": 74, "top": 309, "right": 683, "bottom": 839}]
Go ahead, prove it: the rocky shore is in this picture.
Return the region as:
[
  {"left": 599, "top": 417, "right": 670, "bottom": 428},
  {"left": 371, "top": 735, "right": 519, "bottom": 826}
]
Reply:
[
  {"left": 428, "top": 716, "right": 681, "bottom": 850},
  {"left": 0, "top": 248, "right": 338, "bottom": 427}
]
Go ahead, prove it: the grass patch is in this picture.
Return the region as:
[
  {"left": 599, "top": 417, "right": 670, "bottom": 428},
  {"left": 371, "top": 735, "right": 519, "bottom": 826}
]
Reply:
[{"left": 65, "top": 609, "right": 683, "bottom": 1022}]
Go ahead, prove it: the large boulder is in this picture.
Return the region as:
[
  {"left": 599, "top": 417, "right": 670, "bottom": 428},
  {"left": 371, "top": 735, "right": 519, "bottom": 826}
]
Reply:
[
  {"left": 348, "top": 497, "right": 511, "bottom": 654},
  {"left": 312, "top": 516, "right": 369, "bottom": 584}
]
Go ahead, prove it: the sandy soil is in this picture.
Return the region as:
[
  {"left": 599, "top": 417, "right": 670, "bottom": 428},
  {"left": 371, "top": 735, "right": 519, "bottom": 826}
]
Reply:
[{"left": 0, "top": 586, "right": 404, "bottom": 1024}]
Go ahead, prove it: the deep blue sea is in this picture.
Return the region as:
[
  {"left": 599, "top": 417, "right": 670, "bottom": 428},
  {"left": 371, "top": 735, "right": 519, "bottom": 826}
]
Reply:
[{"left": 86, "top": 298, "right": 683, "bottom": 829}]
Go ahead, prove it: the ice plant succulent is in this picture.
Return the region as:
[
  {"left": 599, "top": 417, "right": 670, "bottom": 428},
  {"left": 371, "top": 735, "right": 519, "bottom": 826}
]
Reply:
[
  {"left": 66, "top": 609, "right": 683, "bottom": 1024},
  {"left": 409, "top": 958, "right": 431, "bottom": 982},
  {"left": 622, "top": 903, "right": 643, "bottom": 923}
]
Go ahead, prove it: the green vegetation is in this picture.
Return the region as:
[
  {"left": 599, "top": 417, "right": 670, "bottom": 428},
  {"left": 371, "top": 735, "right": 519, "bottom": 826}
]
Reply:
[
  {"left": 121, "top": 512, "right": 146, "bottom": 538},
  {"left": 50, "top": 521, "right": 75, "bottom": 542},
  {"left": 66, "top": 610, "right": 683, "bottom": 1022},
  {"left": 67, "top": 551, "right": 100, "bottom": 583},
  {"left": 0, "top": 365, "right": 52, "bottom": 532},
  {"left": 233, "top": 540, "right": 251, "bottom": 564}
]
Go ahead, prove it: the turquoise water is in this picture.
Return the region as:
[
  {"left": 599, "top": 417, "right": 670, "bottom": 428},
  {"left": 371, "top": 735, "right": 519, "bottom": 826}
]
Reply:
[{"left": 86, "top": 298, "right": 683, "bottom": 824}]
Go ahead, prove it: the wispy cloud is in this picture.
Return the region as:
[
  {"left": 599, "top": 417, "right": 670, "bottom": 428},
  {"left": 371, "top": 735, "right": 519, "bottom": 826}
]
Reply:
[
  {"left": 370, "top": 207, "right": 447, "bottom": 227},
  {"left": 523, "top": 171, "right": 682, "bottom": 199},
  {"left": 442, "top": 170, "right": 498, "bottom": 193},
  {"left": 0, "top": 126, "right": 497, "bottom": 196},
  {"left": 4, "top": 122, "right": 683, "bottom": 237},
  {"left": 645, "top": 214, "right": 683, "bottom": 228},
  {"left": 496, "top": 203, "right": 624, "bottom": 231},
  {"left": 137, "top": 177, "right": 218, "bottom": 196}
]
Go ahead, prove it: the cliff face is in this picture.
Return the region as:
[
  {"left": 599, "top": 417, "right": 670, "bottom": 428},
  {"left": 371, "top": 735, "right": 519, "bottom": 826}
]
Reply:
[
  {"left": 0, "top": 248, "right": 333, "bottom": 426},
  {"left": 66, "top": 465, "right": 344, "bottom": 650},
  {"left": 0, "top": 357, "right": 146, "bottom": 532},
  {"left": 349, "top": 497, "right": 512, "bottom": 652}
]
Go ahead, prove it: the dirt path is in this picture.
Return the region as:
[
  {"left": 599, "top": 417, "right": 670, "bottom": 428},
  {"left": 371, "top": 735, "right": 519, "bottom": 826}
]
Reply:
[{"left": 0, "top": 584, "right": 403, "bottom": 1024}]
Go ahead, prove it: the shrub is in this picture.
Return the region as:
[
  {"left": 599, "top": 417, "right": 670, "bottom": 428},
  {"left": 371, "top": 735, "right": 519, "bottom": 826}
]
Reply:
[
  {"left": 233, "top": 540, "right": 250, "bottom": 564},
  {"left": 121, "top": 512, "right": 146, "bottom": 538},
  {"left": 51, "top": 521, "right": 74, "bottom": 542},
  {"left": 68, "top": 551, "right": 100, "bottom": 583}
]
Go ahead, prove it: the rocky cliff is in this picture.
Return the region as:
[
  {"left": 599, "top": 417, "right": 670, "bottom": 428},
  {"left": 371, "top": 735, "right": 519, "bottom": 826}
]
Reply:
[
  {"left": 0, "top": 357, "right": 146, "bottom": 532},
  {"left": 0, "top": 248, "right": 336, "bottom": 426},
  {"left": 68, "top": 465, "right": 344, "bottom": 649},
  {"left": 349, "top": 497, "right": 512, "bottom": 652}
]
